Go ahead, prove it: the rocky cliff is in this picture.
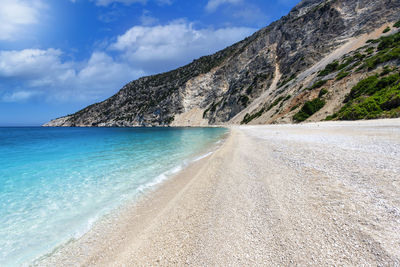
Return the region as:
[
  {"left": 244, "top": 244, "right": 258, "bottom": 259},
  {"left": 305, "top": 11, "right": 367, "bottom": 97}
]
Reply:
[{"left": 44, "top": 0, "right": 400, "bottom": 127}]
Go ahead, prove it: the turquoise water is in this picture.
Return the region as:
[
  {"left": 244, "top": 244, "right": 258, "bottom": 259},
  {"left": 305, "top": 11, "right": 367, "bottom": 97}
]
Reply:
[{"left": 0, "top": 127, "right": 227, "bottom": 266}]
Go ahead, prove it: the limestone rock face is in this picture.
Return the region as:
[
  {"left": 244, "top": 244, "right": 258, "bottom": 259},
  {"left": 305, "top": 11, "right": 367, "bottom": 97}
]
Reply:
[{"left": 44, "top": 0, "right": 400, "bottom": 127}]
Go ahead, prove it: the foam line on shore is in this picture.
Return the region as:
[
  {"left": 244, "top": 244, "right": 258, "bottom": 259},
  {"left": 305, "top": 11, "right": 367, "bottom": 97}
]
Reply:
[{"left": 32, "top": 132, "right": 228, "bottom": 266}]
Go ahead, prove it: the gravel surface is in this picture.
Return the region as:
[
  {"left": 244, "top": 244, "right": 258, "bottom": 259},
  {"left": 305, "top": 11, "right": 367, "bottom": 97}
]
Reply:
[{"left": 38, "top": 119, "right": 400, "bottom": 266}]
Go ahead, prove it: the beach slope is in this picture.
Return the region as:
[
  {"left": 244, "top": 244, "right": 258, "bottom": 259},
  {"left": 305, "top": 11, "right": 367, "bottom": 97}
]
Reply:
[{"left": 42, "top": 119, "right": 400, "bottom": 266}]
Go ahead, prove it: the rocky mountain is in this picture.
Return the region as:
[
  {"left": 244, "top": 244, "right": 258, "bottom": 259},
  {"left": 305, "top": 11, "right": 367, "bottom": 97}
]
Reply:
[{"left": 44, "top": 0, "right": 400, "bottom": 127}]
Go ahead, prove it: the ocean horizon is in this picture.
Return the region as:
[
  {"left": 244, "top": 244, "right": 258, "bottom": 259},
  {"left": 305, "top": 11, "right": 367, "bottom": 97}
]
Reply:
[{"left": 0, "top": 127, "right": 228, "bottom": 266}]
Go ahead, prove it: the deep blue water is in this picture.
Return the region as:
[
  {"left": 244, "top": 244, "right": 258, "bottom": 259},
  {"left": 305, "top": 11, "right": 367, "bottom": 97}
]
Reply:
[{"left": 0, "top": 127, "right": 227, "bottom": 266}]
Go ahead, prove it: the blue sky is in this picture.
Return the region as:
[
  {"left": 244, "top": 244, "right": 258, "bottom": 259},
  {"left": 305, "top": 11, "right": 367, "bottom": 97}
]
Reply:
[{"left": 0, "top": 0, "right": 299, "bottom": 126}]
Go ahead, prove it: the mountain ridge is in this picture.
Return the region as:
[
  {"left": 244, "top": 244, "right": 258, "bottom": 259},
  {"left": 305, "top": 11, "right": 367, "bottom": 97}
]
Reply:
[{"left": 44, "top": 0, "right": 400, "bottom": 127}]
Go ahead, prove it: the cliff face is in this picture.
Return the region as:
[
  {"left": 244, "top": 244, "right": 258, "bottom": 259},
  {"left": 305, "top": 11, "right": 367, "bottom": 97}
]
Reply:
[{"left": 44, "top": 0, "right": 400, "bottom": 127}]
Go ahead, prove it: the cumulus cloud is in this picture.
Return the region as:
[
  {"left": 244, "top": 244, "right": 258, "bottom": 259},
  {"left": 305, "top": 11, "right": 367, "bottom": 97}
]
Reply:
[
  {"left": 205, "top": 0, "right": 242, "bottom": 12},
  {"left": 110, "top": 21, "right": 255, "bottom": 73},
  {"left": 0, "top": 0, "right": 45, "bottom": 41},
  {"left": 75, "top": 52, "right": 144, "bottom": 99},
  {"left": 0, "top": 49, "right": 142, "bottom": 102},
  {"left": 0, "top": 49, "right": 69, "bottom": 79},
  {"left": 0, "top": 21, "right": 254, "bottom": 103}
]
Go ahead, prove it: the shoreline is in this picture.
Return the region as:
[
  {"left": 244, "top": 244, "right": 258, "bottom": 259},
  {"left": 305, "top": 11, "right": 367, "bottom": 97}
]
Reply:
[
  {"left": 33, "top": 129, "right": 231, "bottom": 266},
  {"left": 37, "top": 119, "right": 400, "bottom": 265}
]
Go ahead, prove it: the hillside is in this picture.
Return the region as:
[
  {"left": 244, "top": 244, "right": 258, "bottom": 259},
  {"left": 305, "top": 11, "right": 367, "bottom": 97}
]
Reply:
[{"left": 44, "top": 0, "right": 400, "bottom": 127}]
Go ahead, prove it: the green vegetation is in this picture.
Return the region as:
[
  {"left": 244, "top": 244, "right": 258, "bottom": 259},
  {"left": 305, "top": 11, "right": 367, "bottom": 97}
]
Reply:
[
  {"left": 319, "top": 61, "right": 339, "bottom": 76},
  {"left": 280, "top": 95, "right": 292, "bottom": 107},
  {"left": 383, "top": 27, "right": 391, "bottom": 33},
  {"left": 336, "top": 73, "right": 400, "bottom": 120},
  {"left": 347, "top": 61, "right": 361, "bottom": 71},
  {"left": 366, "top": 47, "right": 375, "bottom": 54},
  {"left": 266, "top": 96, "right": 285, "bottom": 111},
  {"left": 356, "top": 32, "right": 400, "bottom": 70},
  {"left": 241, "top": 94, "right": 291, "bottom": 124},
  {"left": 380, "top": 66, "right": 396, "bottom": 76},
  {"left": 166, "top": 116, "right": 175, "bottom": 124},
  {"left": 338, "top": 59, "right": 352, "bottom": 70},
  {"left": 394, "top": 20, "right": 400, "bottom": 28},
  {"left": 366, "top": 39, "right": 379, "bottom": 44},
  {"left": 377, "top": 33, "right": 400, "bottom": 51},
  {"left": 290, "top": 104, "right": 300, "bottom": 111},
  {"left": 336, "top": 70, "right": 349, "bottom": 80},
  {"left": 318, "top": 56, "right": 357, "bottom": 77},
  {"left": 293, "top": 98, "right": 326, "bottom": 122},
  {"left": 325, "top": 113, "right": 338, "bottom": 121},
  {"left": 311, "top": 32, "right": 400, "bottom": 122},
  {"left": 345, "top": 73, "right": 399, "bottom": 101},
  {"left": 339, "top": 99, "right": 382, "bottom": 120},
  {"left": 318, "top": 88, "right": 328, "bottom": 97},
  {"left": 278, "top": 74, "right": 296, "bottom": 88},
  {"left": 241, "top": 108, "right": 265, "bottom": 124},
  {"left": 352, "top": 52, "right": 366, "bottom": 60},
  {"left": 203, "top": 100, "right": 223, "bottom": 118},
  {"left": 307, "top": 80, "right": 327, "bottom": 90},
  {"left": 317, "top": 32, "right": 400, "bottom": 77}
]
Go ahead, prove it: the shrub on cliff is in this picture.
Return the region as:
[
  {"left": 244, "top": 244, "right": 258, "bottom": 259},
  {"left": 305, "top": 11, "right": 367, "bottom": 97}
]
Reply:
[
  {"left": 383, "top": 27, "right": 391, "bottom": 33},
  {"left": 337, "top": 73, "right": 400, "bottom": 120},
  {"left": 319, "top": 61, "right": 339, "bottom": 76},
  {"left": 293, "top": 98, "right": 326, "bottom": 122}
]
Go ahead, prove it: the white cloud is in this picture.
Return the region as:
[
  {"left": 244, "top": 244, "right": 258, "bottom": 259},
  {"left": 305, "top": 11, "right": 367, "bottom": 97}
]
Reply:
[
  {"left": 0, "top": 49, "right": 142, "bottom": 102},
  {"left": 205, "top": 0, "right": 242, "bottom": 12},
  {"left": 0, "top": 21, "right": 255, "bottom": 103},
  {"left": 0, "top": 49, "right": 68, "bottom": 79},
  {"left": 75, "top": 52, "right": 144, "bottom": 100},
  {"left": 0, "top": 0, "right": 45, "bottom": 41},
  {"left": 110, "top": 21, "right": 255, "bottom": 73}
]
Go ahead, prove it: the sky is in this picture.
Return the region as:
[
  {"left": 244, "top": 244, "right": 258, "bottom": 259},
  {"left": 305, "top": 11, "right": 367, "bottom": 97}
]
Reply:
[{"left": 0, "top": 0, "right": 299, "bottom": 126}]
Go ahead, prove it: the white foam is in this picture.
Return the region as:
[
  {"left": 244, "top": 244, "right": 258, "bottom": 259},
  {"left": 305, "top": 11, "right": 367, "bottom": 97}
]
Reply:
[
  {"left": 135, "top": 150, "right": 215, "bottom": 194},
  {"left": 193, "top": 151, "right": 213, "bottom": 161},
  {"left": 28, "top": 131, "right": 228, "bottom": 266}
]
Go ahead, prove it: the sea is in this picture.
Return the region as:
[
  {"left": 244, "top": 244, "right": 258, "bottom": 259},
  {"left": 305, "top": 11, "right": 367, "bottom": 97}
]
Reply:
[{"left": 0, "top": 127, "right": 228, "bottom": 266}]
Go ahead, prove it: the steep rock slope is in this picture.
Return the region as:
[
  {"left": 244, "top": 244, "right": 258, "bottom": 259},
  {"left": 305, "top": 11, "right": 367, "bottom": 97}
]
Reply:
[
  {"left": 44, "top": 0, "right": 400, "bottom": 127},
  {"left": 243, "top": 24, "right": 400, "bottom": 125}
]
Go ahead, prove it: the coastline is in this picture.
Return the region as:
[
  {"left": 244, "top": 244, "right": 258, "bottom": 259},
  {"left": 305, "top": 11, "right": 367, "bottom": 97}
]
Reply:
[
  {"left": 33, "top": 128, "right": 230, "bottom": 266},
  {"left": 36, "top": 119, "right": 400, "bottom": 265}
]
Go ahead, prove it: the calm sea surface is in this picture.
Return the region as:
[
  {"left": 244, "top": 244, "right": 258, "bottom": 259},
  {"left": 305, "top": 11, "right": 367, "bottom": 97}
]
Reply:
[{"left": 0, "top": 127, "right": 227, "bottom": 266}]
